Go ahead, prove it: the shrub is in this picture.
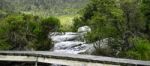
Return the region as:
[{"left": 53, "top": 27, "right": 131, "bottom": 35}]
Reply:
[
  {"left": 126, "top": 37, "right": 150, "bottom": 60},
  {"left": 0, "top": 14, "right": 35, "bottom": 50},
  {"left": 41, "top": 17, "right": 60, "bottom": 32},
  {"left": 0, "top": 14, "right": 60, "bottom": 51},
  {"left": 34, "top": 16, "right": 60, "bottom": 50},
  {"left": 73, "top": 17, "right": 85, "bottom": 31}
]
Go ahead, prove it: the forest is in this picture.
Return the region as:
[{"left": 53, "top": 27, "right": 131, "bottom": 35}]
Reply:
[
  {"left": 0, "top": 0, "right": 150, "bottom": 61},
  {"left": 0, "top": 0, "right": 88, "bottom": 16}
]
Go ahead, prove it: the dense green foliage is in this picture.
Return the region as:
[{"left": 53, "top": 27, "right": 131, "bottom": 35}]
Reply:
[
  {"left": 0, "top": 14, "right": 60, "bottom": 50},
  {"left": 0, "top": 0, "right": 150, "bottom": 61},
  {"left": 34, "top": 17, "right": 60, "bottom": 50},
  {"left": 126, "top": 37, "right": 150, "bottom": 60},
  {"left": 74, "top": 0, "right": 150, "bottom": 60},
  {"left": 0, "top": 0, "right": 88, "bottom": 32},
  {"left": 141, "top": 0, "right": 150, "bottom": 38},
  {"left": 0, "top": 0, "right": 87, "bottom": 50}
]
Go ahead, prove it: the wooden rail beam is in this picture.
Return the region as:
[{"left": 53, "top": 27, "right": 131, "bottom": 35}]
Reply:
[{"left": 0, "top": 51, "right": 149, "bottom": 66}]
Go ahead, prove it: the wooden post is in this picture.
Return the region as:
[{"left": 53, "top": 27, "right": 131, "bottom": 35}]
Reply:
[
  {"left": 35, "top": 56, "right": 38, "bottom": 66},
  {"left": 35, "top": 62, "right": 37, "bottom": 66}
]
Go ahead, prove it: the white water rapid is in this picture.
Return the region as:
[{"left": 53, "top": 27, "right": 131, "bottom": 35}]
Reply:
[{"left": 49, "top": 26, "right": 93, "bottom": 54}]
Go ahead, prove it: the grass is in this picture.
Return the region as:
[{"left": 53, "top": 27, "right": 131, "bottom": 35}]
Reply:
[
  {"left": 57, "top": 15, "right": 79, "bottom": 31},
  {"left": 22, "top": 11, "right": 80, "bottom": 32},
  {"left": 126, "top": 37, "right": 150, "bottom": 60}
]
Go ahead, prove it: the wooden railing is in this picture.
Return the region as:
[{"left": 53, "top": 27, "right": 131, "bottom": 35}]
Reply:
[{"left": 0, "top": 51, "right": 149, "bottom": 66}]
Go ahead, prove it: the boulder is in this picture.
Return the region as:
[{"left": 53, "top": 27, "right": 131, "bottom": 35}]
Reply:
[
  {"left": 94, "top": 38, "right": 110, "bottom": 49},
  {"left": 53, "top": 41, "right": 92, "bottom": 54},
  {"left": 78, "top": 26, "right": 91, "bottom": 33},
  {"left": 50, "top": 32, "right": 79, "bottom": 42}
]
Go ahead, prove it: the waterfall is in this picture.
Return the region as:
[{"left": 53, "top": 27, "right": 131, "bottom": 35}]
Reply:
[
  {"left": 49, "top": 26, "right": 93, "bottom": 66},
  {"left": 49, "top": 26, "right": 92, "bottom": 54},
  {"left": 50, "top": 32, "right": 93, "bottom": 54}
]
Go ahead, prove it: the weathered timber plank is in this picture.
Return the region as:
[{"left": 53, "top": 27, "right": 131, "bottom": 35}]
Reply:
[{"left": 0, "top": 51, "right": 149, "bottom": 66}]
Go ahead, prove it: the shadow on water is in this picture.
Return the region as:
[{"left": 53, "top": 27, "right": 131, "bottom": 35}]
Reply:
[{"left": 0, "top": 61, "right": 67, "bottom": 66}]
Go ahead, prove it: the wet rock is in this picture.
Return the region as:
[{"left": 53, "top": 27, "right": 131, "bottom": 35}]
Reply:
[
  {"left": 50, "top": 32, "right": 79, "bottom": 42},
  {"left": 93, "top": 38, "right": 110, "bottom": 49},
  {"left": 49, "top": 26, "right": 92, "bottom": 54},
  {"left": 53, "top": 41, "right": 92, "bottom": 54},
  {"left": 49, "top": 32, "right": 64, "bottom": 36},
  {"left": 77, "top": 26, "right": 91, "bottom": 33},
  {"left": 54, "top": 41, "right": 85, "bottom": 50}
]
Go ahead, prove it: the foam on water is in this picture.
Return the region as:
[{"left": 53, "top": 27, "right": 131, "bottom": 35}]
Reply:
[
  {"left": 53, "top": 41, "right": 91, "bottom": 54},
  {"left": 50, "top": 31, "right": 92, "bottom": 54},
  {"left": 51, "top": 34, "right": 79, "bottom": 42}
]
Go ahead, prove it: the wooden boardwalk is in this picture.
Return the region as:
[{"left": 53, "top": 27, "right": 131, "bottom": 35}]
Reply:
[{"left": 0, "top": 51, "right": 149, "bottom": 66}]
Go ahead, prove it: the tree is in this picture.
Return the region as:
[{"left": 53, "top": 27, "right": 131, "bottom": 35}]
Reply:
[
  {"left": 119, "top": 0, "right": 145, "bottom": 51},
  {"left": 74, "top": 0, "right": 146, "bottom": 58},
  {"left": 141, "top": 0, "right": 150, "bottom": 38},
  {"left": 34, "top": 17, "right": 60, "bottom": 50},
  {"left": 74, "top": 0, "right": 123, "bottom": 41},
  {"left": 0, "top": 14, "right": 40, "bottom": 50},
  {"left": 73, "top": 0, "right": 124, "bottom": 56}
]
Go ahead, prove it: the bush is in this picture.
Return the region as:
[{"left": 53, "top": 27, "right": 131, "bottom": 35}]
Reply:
[
  {"left": 0, "top": 14, "right": 61, "bottom": 51},
  {"left": 41, "top": 17, "right": 60, "bottom": 32},
  {"left": 91, "top": 38, "right": 123, "bottom": 57},
  {"left": 0, "top": 14, "right": 36, "bottom": 50},
  {"left": 125, "top": 37, "right": 150, "bottom": 60},
  {"left": 34, "top": 16, "right": 60, "bottom": 50},
  {"left": 73, "top": 17, "right": 85, "bottom": 31}
]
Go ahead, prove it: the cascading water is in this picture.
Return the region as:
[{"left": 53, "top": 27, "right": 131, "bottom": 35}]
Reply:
[
  {"left": 49, "top": 26, "right": 94, "bottom": 66},
  {"left": 49, "top": 26, "right": 93, "bottom": 54},
  {"left": 50, "top": 32, "right": 93, "bottom": 54}
]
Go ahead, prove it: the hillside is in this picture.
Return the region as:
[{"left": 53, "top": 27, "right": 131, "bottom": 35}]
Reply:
[
  {"left": 4, "top": 0, "right": 88, "bottom": 17},
  {"left": 0, "top": 0, "right": 89, "bottom": 30}
]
